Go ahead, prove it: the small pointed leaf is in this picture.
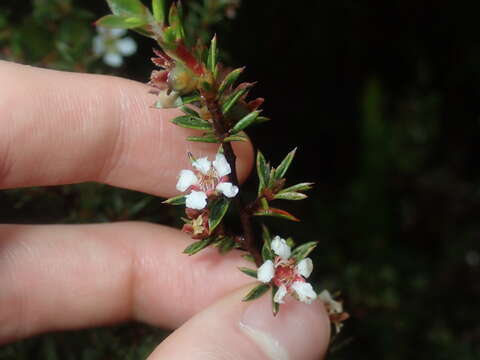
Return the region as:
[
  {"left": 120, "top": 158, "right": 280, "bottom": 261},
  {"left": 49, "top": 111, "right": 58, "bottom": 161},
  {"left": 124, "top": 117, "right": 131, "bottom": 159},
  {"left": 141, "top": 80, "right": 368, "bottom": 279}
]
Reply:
[
  {"left": 181, "top": 94, "right": 201, "bottom": 104},
  {"left": 254, "top": 208, "right": 300, "bottom": 222},
  {"left": 107, "top": 0, "right": 146, "bottom": 16},
  {"left": 254, "top": 116, "right": 271, "bottom": 124},
  {"left": 96, "top": 15, "right": 147, "bottom": 29},
  {"left": 223, "top": 134, "right": 248, "bottom": 142},
  {"left": 180, "top": 105, "right": 200, "bottom": 117},
  {"left": 214, "top": 236, "right": 235, "bottom": 254},
  {"left": 280, "top": 182, "right": 314, "bottom": 193},
  {"left": 273, "top": 192, "right": 308, "bottom": 201},
  {"left": 291, "top": 241, "right": 318, "bottom": 262},
  {"left": 274, "top": 148, "right": 297, "bottom": 180},
  {"left": 171, "top": 115, "right": 212, "bottom": 130},
  {"left": 242, "top": 254, "right": 255, "bottom": 263},
  {"left": 256, "top": 151, "right": 270, "bottom": 196},
  {"left": 242, "top": 283, "right": 271, "bottom": 302},
  {"left": 162, "top": 195, "right": 186, "bottom": 205},
  {"left": 261, "top": 226, "right": 274, "bottom": 261},
  {"left": 218, "top": 67, "right": 244, "bottom": 94},
  {"left": 208, "top": 197, "right": 230, "bottom": 232},
  {"left": 186, "top": 135, "right": 219, "bottom": 143},
  {"left": 152, "top": 0, "right": 165, "bottom": 23},
  {"left": 238, "top": 267, "right": 258, "bottom": 279},
  {"left": 183, "top": 238, "right": 211, "bottom": 255},
  {"left": 271, "top": 285, "right": 280, "bottom": 316},
  {"left": 231, "top": 110, "right": 261, "bottom": 134},
  {"left": 221, "top": 86, "right": 249, "bottom": 115},
  {"left": 207, "top": 35, "right": 217, "bottom": 75}
]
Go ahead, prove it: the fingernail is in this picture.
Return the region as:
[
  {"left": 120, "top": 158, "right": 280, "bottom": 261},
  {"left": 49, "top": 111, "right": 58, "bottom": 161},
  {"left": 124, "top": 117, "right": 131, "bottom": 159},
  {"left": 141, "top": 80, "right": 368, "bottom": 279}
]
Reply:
[{"left": 239, "top": 290, "right": 330, "bottom": 360}]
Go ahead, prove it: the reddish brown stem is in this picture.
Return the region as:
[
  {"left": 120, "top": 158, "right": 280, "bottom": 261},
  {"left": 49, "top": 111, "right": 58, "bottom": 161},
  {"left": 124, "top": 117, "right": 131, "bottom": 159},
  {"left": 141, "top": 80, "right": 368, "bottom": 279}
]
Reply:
[{"left": 201, "top": 90, "right": 263, "bottom": 267}]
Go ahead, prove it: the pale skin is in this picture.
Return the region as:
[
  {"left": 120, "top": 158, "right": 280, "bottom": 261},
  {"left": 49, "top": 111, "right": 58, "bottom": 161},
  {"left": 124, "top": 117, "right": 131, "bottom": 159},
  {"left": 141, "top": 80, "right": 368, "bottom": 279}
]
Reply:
[{"left": 0, "top": 61, "right": 330, "bottom": 359}]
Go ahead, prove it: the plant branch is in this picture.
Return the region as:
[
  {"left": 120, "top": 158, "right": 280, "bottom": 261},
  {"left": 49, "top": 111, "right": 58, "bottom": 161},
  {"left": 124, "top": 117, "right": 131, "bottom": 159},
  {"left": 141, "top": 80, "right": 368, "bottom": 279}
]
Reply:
[{"left": 201, "top": 90, "right": 263, "bottom": 267}]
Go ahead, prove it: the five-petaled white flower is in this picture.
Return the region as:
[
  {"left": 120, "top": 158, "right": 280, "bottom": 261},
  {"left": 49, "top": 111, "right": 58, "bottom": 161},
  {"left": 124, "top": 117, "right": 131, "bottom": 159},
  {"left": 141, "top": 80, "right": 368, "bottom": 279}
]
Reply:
[
  {"left": 93, "top": 27, "right": 137, "bottom": 68},
  {"left": 257, "top": 236, "right": 317, "bottom": 304},
  {"left": 176, "top": 154, "right": 239, "bottom": 210}
]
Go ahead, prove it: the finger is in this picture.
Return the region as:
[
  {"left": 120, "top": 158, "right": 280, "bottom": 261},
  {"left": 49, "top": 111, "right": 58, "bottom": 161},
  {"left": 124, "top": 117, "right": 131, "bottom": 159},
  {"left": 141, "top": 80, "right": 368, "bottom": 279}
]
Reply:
[
  {"left": 0, "top": 61, "right": 253, "bottom": 196},
  {"left": 149, "top": 285, "right": 330, "bottom": 360},
  {"left": 0, "top": 222, "right": 252, "bottom": 344}
]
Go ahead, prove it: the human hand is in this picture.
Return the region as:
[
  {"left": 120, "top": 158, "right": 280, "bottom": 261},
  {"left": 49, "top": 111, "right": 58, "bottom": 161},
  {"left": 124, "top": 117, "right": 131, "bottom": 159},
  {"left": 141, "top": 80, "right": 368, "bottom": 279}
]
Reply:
[{"left": 0, "top": 61, "right": 330, "bottom": 359}]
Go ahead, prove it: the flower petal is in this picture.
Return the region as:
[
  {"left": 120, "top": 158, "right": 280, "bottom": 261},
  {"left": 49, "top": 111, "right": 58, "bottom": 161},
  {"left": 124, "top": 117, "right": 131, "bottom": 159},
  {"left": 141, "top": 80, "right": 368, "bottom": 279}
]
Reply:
[
  {"left": 193, "top": 157, "right": 211, "bottom": 175},
  {"left": 273, "top": 284, "right": 288, "bottom": 304},
  {"left": 216, "top": 182, "right": 239, "bottom": 198},
  {"left": 92, "top": 35, "right": 106, "bottom": 55},
  {"left": 116, "top": 37, "right": 137, "bottom": 56},
  {"left": 185, "top": 191, "right": 207, "bottom": 210},
  {"left": 110, "top": 28, "right": 127, "bottom": 38},
  {"left": 103, "top": 52, "right": 123, "bottom": 68},
  {"left": 271, "top": 236, "right": 291, "bottom": 260},
  {"left": 257, "top": 260, "right": 275, "bottom": 283},
  {"left": 318, "top": 290, "right": 343, "bottom": 314},
  {"left": 296, "top": 257, "right": 313, "bottom": 278},
  {"left": 291, "top": 281, "right": 317, "bottom": 304},
  {"left": 176, "top": 170, "right": 198, "bottom": 192},
  {"left": 213, "top": 153, "right": 231, "bottom": 177}
]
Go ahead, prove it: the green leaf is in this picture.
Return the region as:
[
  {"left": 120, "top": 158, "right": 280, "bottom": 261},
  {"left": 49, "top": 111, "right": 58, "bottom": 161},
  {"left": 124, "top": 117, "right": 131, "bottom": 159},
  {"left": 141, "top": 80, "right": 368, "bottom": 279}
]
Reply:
[
  {"left": 242, "top": 254, "right": 256, "bottom": 263},
  {"left": 273, "top": 192, "right": 308, "bottom": 201},
  {"left": 242, "top": 283, "right": 271, "bottom": 302},
  {"left": 238, "top": 267, "right": 258, "bottom": 279},
  {"left": 171, "top": 115, "right": 212, "bottom": 130},
  {"left": 152, "top": 0, "right": 165, "bottom": 23},
  {"left": 183, "top": 238, "right": 211, "bottom": 255},
  {"left": 223, "top": 134, "right": 248, "bottom": 142},
  {"left": 274, "top": 148, "right": 297, "bottom": 180},
  {"left": 208, "top": 197, "right": 230, "bottom": 232},
  {"left": 168, "top": 2, "right": 185, "bottom": 40},
  {"left": 180, "top": 105, "right": 200, "bottom": 117},
  {"left": 214, "top": 236, "right": 236, "bottom": 254},
  {"left": 162, "top": 194, "right": 186, "bottom": 205},
  {"left": 107, "top": 0, "right": 146, "bottom": 16},
  {"left": 207, "top": 34, "right": 217, "bottom": 75},
  {"left": 96, "top": 14, "right": 147, "bottom": 29},
  {"left": 261, "top": 225, "right": 274, "bottom": 261},
  {"left": 186, "top": 135, "right": 220, "bottom": 143},
  {"left": 231, "top": 110, "right": 261, "bottom": 134},
  {"left": 256, "top": 151, "right": 270, "bottom": 195},
  {"left": 181, "top": 94, "right": 201, "bottom": 104},
  {"left": 255, "top": 116, "right": 271, "bottom": 124},
  {"left": 218, "top": 67, "right": 244, "bottom": 94},
  {"left": 221, "top": 86, "right": 249, "bottom": 115},
  {"left": 254, "top": 208, "right": 300, "bottom": 222},
  {"left": 280, "top": 182, "right": 314, "bottom": 193},
  {"left": 271, "top": 285, "right": 280, "bottom": 316},
  {"left": 291, "top": 241, "right": 318, "bottom": 262}
]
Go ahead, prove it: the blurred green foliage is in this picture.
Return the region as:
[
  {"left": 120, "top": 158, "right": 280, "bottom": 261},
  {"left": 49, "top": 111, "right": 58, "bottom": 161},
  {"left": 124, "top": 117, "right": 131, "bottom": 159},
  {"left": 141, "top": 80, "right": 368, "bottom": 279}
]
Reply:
[{"left": 1, "top": 0, "right": 480, "bottom": 359}]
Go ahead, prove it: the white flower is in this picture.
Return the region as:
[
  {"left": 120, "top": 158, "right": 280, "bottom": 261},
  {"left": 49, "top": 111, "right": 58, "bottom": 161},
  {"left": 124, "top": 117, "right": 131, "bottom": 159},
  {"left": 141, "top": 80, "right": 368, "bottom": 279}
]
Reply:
[
  {"left": 291, "top": 282, "right": 317, "bottom": 304},
  {"left": 256, "top": 236, "right": 317, "bottom": 304},
  {"left": 257, "top": 260, "right": 275, "bottom": 283},
  {"left": 318, "top": 290, "right": 343, "bottom": 314},
  {"left": 185, "top": 191, "right": 207, "bottom": 210},
  {"left": 93, "top": 27, "right": 137, "bottom": 68},
  {"left": 271, "top": 236, "right": 291, "bottom": 260},
  {"left": 176, "top": 153, "right": 238, "bottom": 209},
  {"left": 296, "top": 258, "right": 313, "bottom": 278}
]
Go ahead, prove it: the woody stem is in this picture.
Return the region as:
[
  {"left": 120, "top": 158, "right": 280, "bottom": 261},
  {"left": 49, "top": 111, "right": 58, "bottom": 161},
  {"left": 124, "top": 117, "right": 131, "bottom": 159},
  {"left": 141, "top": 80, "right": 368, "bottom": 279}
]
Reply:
[{"left": 201, "top": 90, "right": 263, "bottom": 267}]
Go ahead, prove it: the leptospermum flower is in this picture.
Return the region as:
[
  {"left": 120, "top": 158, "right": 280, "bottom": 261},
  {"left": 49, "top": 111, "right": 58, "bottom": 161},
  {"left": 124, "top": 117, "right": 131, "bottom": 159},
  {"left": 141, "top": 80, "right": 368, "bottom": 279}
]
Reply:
[
  {"left": 318, "top": 290, "right": 350, "bottom": 333},
  {"left": 93, "top": 27, "right": 137, "bottom": 68},
  {"left": 176, "top": 153, "right": 239, "bottom": 210},
  {"left": 257, "top": 236, "right": 317, "bottom": 304}
]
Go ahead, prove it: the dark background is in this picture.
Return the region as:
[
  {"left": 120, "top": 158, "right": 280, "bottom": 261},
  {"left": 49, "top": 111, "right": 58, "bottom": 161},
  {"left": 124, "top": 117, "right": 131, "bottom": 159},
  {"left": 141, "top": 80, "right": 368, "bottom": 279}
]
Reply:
[{"left": 1, "top": 0, "right": 480, "bottom": 358}]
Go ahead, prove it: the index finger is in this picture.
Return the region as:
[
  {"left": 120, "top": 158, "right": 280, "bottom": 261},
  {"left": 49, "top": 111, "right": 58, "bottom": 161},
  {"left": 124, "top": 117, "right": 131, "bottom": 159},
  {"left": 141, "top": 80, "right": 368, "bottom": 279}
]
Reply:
[{"left": 0, "top": 61, "right": 254, "bottom": 196}]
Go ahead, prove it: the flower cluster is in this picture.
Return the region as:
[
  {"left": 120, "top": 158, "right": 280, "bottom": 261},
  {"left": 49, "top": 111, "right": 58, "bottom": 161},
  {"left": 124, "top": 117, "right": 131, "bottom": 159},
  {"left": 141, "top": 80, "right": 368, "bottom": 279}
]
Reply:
[
  {"left": 92, "top": 27, "right": 137, "bottom": 68},
  {"left": 257, "top": 236, "right": 317, "bottom": 304},
  {"left": 176, "top": 153, "right": 239, "bottom": 210},
  {"left": 318, "top": 290, "right": 350, "bottom": 333}
]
